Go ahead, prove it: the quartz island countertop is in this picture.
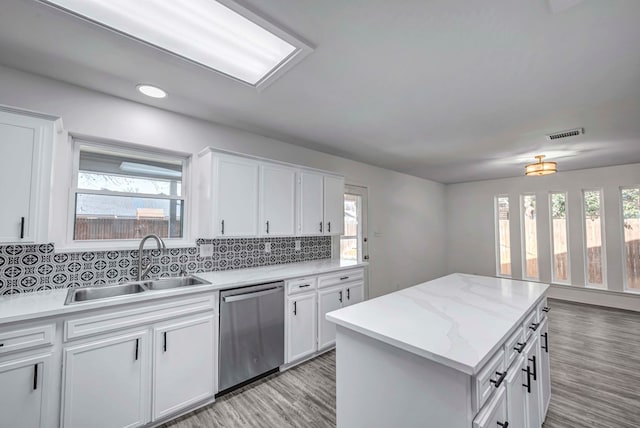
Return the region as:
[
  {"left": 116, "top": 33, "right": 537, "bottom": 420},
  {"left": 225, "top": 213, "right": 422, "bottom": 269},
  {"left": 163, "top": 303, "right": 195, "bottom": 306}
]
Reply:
[{"left": 327, "top": 273, "right": 548, "bottom": 375}]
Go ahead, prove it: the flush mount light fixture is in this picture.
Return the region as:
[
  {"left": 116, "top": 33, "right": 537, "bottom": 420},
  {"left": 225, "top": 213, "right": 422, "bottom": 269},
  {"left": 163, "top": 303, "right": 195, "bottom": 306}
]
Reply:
[
  {"left": 525, "top": 155, "right": 557, "bottom": 176},
  {"left": 136, "top": 84, "right": 167, "bottom": 99},
  {"left": 39, "top": 0, "right": 313, "bottom": 89}
]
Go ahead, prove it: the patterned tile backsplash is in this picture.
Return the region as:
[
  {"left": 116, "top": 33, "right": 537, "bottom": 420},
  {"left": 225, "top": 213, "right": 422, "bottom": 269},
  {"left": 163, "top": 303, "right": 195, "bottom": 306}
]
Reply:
[{"left": 0, "top": 237, "right": 332, "bottom": 295}]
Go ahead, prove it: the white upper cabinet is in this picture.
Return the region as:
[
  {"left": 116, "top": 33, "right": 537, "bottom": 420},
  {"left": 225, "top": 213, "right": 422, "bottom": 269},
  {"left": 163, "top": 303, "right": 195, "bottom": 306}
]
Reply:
[
  {"left": 323, "top": 175, "right": 345, "bottom": 236},
  {"left": 260, "top": 164, "right": 296, "bottom": 236},
  {"left": 298, "top": 171, "right": 324, "bottom": 235},
  {"left": 0, "top": 110, "right": 55, "bottom": 243}
]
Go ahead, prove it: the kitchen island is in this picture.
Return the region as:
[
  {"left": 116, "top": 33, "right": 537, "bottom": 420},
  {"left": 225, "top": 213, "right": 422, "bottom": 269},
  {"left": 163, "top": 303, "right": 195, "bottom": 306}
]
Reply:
[{"left": 327, "top": 273, "right": 550, "bottom": 428}]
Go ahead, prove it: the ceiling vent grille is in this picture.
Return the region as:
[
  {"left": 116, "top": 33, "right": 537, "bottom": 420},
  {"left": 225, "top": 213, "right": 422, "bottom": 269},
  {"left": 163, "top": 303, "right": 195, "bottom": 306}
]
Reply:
[{"left": 546, "top": 128, "right": 584, "bottom": 141}]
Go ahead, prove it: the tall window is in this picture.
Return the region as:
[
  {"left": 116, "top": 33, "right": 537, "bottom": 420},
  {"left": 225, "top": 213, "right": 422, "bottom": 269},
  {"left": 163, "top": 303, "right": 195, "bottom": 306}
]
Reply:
[
  {"left": 550, "top": 192, "right": 570, "bottom": 283},
  {"left": 521, "top": 194, "right": 539, "bottom": 279},
  {"left": 73, "top": 143, "right": 186, "bottom": 241},
  {"left": 495, "top": 196, "right": 511, "bottom": 276},
  {"left": 582, "top": 189, "right": 605, "bottom": 287},
  {"left": 621, "top": 187, "right": 640, "bottom": 291}
]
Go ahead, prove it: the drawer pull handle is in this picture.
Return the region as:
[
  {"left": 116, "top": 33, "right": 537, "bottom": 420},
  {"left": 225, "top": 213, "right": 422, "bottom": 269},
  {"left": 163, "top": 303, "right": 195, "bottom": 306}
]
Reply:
[
  {"left": 163, "top": 331, "right": 168, "bottom": 353},
  {"left": 490, "top": 370, "right": 507, "bottom": 388},
  {"left": 514, "top": 342, "right": 525, "bottom": 353},
  {"left": 0, "top": 343, "right": 4, "bottom": 347},
  {"left": 221, "top": 220, "right": 225, "bottom": 235},
  {"left": 33, "top": 364, "right": 38, "bottom": 390},
  {"left": 542, "top": 306, "right": 550, "bottom": 313},
  {"left": 20, "top": 217, "right": 25, "bottom": 239},
  {"left": 319, "top": 222, "right": 323, "bottom": 233},
  {"left": 135, "top": 338, "right": 139, "bottom": 361},
  {"left": 339, "top": 291, "right": 343, "bottom": 303},
  {"left": 328, "top": 221, "right": 331, "bottom": 233},
  {"left": 299, "top": 284, "right": 311, "bottom": 288},
  {"left": 497, "top": 422, "right": 509, "bottom": 428},
  {"left": 347, "top": 288, "right": 351, "bottom": 300},
  {"left": 529, "top": 322, "right": 540, "bottom": 331},
  {"left": 293, "top": 301, "right": 297, "bottom": 315},
  {"left": 340, "top": 276, "right": 349, "bottom": 281},
  {"left": 522, "top": 367, "right": 531, "bottom": 393},
  {"left": 528, "top": 355, "right": 537, "bottom": 381},
  {"left": 541, "top": 333, "right": 549, "bottom": 352}
]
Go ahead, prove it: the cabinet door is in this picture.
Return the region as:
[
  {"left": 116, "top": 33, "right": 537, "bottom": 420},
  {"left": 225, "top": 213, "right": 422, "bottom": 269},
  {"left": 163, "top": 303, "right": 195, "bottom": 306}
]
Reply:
[
  {"left": 153, "top": 315, "right": 215, "bottom": 421},
  {"left": 286, "top": 292, "right": 317, "bottom": 363},
  {"left": 298, "top": 171, "right": 324, "bottom": 235},
  {"left": 62, "top": 331, "right": 150, "bottom": 428},
  {"left": 473, "top": 384, "right": 508, "bottom": 428},
  {"left": 523, "top": 334, "right": 542, "bottom": 428},
  {"left": 215, "top": 156, "right": 259, "bottom": 237},
  {"left": 344, "top": 281, "right": 364, "bottom": 307},
  {"left": 0, "top": 112, "right": 48, "bottom": 242},
  {"left": 317, "top": 285, "right": 344, "bottom": 350},
  {"left": 323, "top": 175, "right": 345, "bottom": 235},
  {"left": 505, "top": 355, "right": 527, "bottom": 428},
  {"left": 0, "top": 352, "right": 51, "bottom": 428},
  {"left": 539, "top": 318, "right": 551, "bottom": 420},
  {"left": 260, "top": 164, "right": 296, "bottom": 236}
]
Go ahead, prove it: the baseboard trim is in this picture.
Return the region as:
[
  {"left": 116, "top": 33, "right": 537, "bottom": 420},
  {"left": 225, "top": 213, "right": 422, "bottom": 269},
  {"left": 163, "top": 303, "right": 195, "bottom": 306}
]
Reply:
[{"left": 548, "top": 284, "right": 640, "bottom": 313}]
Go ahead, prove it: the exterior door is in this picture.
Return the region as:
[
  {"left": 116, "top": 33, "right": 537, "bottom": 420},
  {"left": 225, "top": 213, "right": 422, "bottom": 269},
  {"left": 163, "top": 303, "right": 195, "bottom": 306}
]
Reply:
[
  {"left": 62, "top": 331, "right": 150, "bottom": 428},
  {"left": 299, "top": 171, "right": 324, "bottom": 235},
  {"left": 286, "top": 292, "right": 317, "bottom": 363},
  {"left": 215, "top": 156, "right": 259, "bottom": 237},
  {"left": 260, "top": 164, "right": 296, "bottom": 236},
  {"left": 317, "top": 285, "right": 344, "bottom": 349},
  {"left": 153, "top": 315, "right": 215, "bottom": 421}
]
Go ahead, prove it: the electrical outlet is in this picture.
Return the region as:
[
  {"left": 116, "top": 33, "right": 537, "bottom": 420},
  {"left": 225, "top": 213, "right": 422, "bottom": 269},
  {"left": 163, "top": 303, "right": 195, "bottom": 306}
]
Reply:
[
  {"left": 295, "top": 240, "right": 301, "bottom": 251},
  {"left": 265, "top": 242, "right": 271, "bottom": 253},
  {"left": 199, "top": 243, "right": 213, "bottom": 257}
]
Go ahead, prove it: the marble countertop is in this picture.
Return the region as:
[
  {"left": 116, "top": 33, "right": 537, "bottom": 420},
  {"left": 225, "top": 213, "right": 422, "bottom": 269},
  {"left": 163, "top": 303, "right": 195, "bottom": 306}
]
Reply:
[
  {"left": 326, "top": 273, "right": 548, "bottom": 375},
  {"left": 0, "top": 259, "right": 366, "bottom": 325}
]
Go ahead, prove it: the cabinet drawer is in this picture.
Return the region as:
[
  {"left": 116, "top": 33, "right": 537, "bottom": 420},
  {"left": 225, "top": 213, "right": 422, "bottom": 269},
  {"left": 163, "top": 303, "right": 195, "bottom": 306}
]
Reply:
[
  {"left": 318, "top": 268, "right": 364, "bottom": 289},
  {"left": 537, "top": 297, "right": 550, "bottom": 321},
  {"left": 474, "top": 349, "right": 506, "bottom": 412},
  {"left": 0, "top": 324, "right": 55, "bottom": 355},
  {"left": 286, "top": 277, "right": 318, "bottom": 295},
  {"left": 504, "top": 326, "right": 525, "bottom": 368},
  {"left": 523, "top": 310, "right": 539, "bottom": 340},
  {"left": 64, "top": 294, "right": 216, "bottom": 341}
]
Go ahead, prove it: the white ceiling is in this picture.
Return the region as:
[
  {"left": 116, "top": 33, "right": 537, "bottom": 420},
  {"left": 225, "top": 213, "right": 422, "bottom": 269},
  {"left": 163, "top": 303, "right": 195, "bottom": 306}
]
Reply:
[{"left": 1, "top": 0, "right": 639, "bottom": 183}]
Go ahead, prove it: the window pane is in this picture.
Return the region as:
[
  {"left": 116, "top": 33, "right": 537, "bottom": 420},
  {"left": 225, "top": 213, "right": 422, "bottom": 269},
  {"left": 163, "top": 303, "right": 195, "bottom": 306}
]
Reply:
[
  {"left": 344, "top": 194, "right": 359, "bottom": 237},
  {"left": 74, "top": 193, "right": 183, "bottom": 240},
  {"left": 340, "top": 238, "right": 358, "bottom": 262},
  {"left": 583, "top": 190, "right": 604, "bottom": 286},
  {"left": 496, "top": 196, "right": 511, "bottom": 276},
  {"left": 551, "top": 192, "right": 569, "bottom": 282},
  {"left": 522, "top": 195, "right": 538, "bottom": 279},
  {"left": 622, "top": 188, "right": 640, "bottom": 290}
]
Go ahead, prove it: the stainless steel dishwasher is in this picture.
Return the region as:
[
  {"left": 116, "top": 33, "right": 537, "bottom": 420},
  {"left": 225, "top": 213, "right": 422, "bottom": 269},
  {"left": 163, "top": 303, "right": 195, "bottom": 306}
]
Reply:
[{"left": 218, "top": 281, "right": 284, "bottom": 393}]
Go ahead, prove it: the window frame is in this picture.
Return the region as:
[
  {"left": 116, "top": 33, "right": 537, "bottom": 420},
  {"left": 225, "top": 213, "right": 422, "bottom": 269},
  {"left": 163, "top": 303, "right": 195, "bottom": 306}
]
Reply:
[
  {"left": 619, "top": 185, "right": 640, "bottom": 294},
  {"left": 548, "top": 191, "right": 571, "bottom": 285},
  {"left": 494, "top": 195, "right": 511, "bottom": 278},
  {"left": 66, "top": 138, "right": 193, "bottom": 250},
  {"left": 581, "top": 188, "right": 607, "bottom": 289},
  {"left": 520, "top": 193, "right": 539, "bottom": 280}
]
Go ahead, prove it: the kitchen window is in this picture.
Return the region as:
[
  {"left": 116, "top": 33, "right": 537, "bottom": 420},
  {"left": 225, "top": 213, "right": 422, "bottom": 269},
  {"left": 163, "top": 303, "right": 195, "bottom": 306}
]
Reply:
[
  {"left": 494, "top": 196, "right": 511, "bottom": 276},
  {"left": 582, "top": 189, "right": 606, "bottom": 288},
  {"left": 620, "top": 187, "right": 640, "bottom": 292},
  {"left": 550, "top": 192, "right": 570, "bottom": 283},
  {"left": 521, "top": 194, "right": 539, "bottom": 279},
  {"left": 71, "top": 142, "right": 188, "bottom": 243}
]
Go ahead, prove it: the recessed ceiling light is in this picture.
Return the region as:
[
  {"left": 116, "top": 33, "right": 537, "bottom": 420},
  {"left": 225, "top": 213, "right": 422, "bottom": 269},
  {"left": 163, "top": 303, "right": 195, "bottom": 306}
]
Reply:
[
  {"left": 39, "top": 0, "right": 313, "bottom": 89},
  {"left": 136, "top": 84, "right": 167, "bottom": 99}
]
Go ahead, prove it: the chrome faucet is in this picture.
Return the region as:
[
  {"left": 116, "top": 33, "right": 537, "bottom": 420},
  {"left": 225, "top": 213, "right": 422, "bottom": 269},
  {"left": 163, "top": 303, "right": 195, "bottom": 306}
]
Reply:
[{"left": 136, "top": 234, "right": 167, "bottom": 281}]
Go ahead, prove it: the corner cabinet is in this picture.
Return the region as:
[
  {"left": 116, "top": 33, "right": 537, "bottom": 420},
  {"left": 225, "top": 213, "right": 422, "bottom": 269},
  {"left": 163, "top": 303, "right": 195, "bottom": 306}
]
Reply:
[
  {"left": 198, "top": 148, "right": 344, "bottom": 239},
  {"left": 0, "top": 109, "right": 56, "bottom": 243}
]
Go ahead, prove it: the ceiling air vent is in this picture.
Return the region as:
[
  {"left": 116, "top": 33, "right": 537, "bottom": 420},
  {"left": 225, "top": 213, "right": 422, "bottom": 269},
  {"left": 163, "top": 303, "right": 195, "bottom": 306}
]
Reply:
[{"left": 546, "top": 128, "right": 584, "bottom": 141}]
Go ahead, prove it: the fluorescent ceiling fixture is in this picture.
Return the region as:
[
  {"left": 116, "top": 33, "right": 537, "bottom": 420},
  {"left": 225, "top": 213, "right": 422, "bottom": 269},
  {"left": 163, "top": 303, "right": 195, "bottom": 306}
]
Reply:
[
  {"left": 41, "top": 0, "right": 312, "bottom": 88},
  {"left": 137, "top": 84, "right": 167, "bottom": 99}
]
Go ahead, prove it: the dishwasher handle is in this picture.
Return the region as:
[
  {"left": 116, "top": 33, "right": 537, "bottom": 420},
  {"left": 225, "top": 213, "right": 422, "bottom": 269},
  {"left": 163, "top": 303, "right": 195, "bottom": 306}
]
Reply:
[{"left": 222, "top": 286, "right": 282, "bottom": 303}]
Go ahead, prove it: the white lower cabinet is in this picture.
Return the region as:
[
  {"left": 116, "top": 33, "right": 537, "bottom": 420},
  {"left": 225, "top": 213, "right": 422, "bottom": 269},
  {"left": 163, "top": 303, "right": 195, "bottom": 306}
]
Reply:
[
  {"left": 344, "top": 282, "right": 364, "bottom": 307},
  {"left": 317, "top": 285, "right": 344, "bottom": 350},
  {"left": 539, "top": 317, "right": 551, "bottom": 420},
  {"left": 153, "top": 314, "right": 215, "bottom": 421},
  {"left": 505, "top": 355, "right": 527, "bottom": 428},
  {"left": 62, "top": 330, "right": 151, "bottom": 428},
  {"left": 0, "top": 352, "right": 51, "bottom": 428},
  {"left": 523, "top": 334, "right": 542, "bottom": 428},
  {"left": 285, "top": 292, "right": 317, "bottom": 363},
  {"left": 473, "top": 384, "right": 508, "bottom": 428}
]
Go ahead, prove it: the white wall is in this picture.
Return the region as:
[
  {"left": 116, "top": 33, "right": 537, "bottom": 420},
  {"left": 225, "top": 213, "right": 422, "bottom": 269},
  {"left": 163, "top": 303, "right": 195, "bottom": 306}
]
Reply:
[
  {"left": 0, "top": 65, "right": 448, "bottom": 299},
  {"left": 446, "top": 163, "right": 640, "bottom": 311}
]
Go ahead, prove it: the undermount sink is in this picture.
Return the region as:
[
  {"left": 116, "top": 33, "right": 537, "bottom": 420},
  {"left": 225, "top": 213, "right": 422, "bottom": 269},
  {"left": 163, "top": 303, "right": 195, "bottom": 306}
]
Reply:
[
  {"left": 64, "top": 276, "right": 210, "bottom": 305},
  {"left": 65, "top": 283, "right": 147, "bottom": 304},
  {"left": 143, "top": 276, "right": 209, "bottom": 290}
]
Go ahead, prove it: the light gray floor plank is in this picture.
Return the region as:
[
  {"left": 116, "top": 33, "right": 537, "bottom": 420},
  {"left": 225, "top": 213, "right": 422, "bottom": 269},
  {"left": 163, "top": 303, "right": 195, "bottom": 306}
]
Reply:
[{"left": 164, "top": 299, "right": 640, "bottom": 427}]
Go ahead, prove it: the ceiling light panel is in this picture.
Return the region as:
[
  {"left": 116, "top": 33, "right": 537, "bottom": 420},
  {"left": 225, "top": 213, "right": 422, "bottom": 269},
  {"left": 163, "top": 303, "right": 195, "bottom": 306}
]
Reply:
[{"left": 40, "top": 0, "right": 311, "bottom": 87}]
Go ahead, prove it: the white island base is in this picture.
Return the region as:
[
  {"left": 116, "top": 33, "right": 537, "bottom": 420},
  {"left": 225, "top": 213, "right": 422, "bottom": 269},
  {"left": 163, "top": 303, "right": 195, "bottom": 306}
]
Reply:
[{"left": 328, "top": 274, "right": 551, "bottom": 428}]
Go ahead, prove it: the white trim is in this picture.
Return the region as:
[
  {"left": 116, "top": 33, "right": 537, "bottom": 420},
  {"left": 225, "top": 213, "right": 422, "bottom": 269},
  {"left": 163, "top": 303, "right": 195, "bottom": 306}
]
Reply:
[
  {"left": 548, "top": 283, "right": 640, "bottom": 313},
  {"left": 548, "top": 191, "right": 571, "bottom": 285},
  {"left": 581, "top": 188, "right": 607, "bottom": 289},
  {"left": 520, "top": 193, "right": 539, "bottom": 280},
  {"left": 619, "top": 185, "right": 640, "bottom": 293}
]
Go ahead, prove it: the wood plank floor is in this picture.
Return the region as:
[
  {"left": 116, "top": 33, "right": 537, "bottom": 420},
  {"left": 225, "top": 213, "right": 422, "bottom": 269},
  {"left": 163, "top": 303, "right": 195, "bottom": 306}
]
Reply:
[{"left": 164, "top": 299, "right": 640, "bottom": 427}]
